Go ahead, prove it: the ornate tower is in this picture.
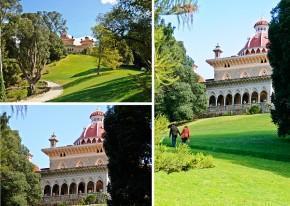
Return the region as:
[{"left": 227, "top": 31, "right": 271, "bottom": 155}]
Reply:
[
  {"left": 48, "top": 133, "right": 58, "bottom": 148},
  {"left": 213, "top": 44, "right": 223, "bottom": 58}
]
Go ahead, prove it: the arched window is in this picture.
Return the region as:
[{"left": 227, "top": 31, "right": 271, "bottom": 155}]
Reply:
[
  {"left": 78, "top": 182, "right": 85, "bottom": 194},
  {"left": 234, "top": 93, "right": 241, "bottom": 105},
  {"left": 44, "top": 185, "right": 51, "bottom": 196},
  {"left": 225, "top": 94, "right": 233, "bottom": 105},
  {"left": 92, "top": 138, "right": 96, "bottom": 143},
  {"left": 242, "top": 93, "right": 250, "bottom": 104},
  {"left": 87, "top": 181, "right": 94, "bottom": 193},
  {"left": 209, "top": 96, "right": 216, "bottom": 106},
  {"left": 52, "top": 184, "right": 59, "bottom": 196},
  {"left": 69, "top": 183, "right": 77, "bottom": 194},
  {"left": 96, "top": 180, "right": 103, "bottom": 192},
  {"left": 81, "top": 139, "right": 85, "bottom": 144},
  {"left": 87, "top": 139, "right": 91, "bottom": 144},
  {"left": 217, "top": 95, "right": 224, "bottom": 106},
  {"left": 260, "top": 91, "right": 268, "bottom": 102},
  {"left": 251, "top": 92, "right": 258, "bottom": 103},
  {"left": 61, "top": 183, "right": 68, "bottom": 195}
]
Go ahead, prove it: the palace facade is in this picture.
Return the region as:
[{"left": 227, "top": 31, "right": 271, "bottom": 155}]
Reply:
[
  {"left": 39, "top": 110, "right": 108, "bottom": 205},
  {"left": 205, "top": 19, "right": 272, "bottom": 114},
  {"left": 61, "top": 32, "right": 94, "bottom": 53}
]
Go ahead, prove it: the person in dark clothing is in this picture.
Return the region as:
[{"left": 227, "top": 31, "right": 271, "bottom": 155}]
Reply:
[{"left": 169, "top": 124, "right": 181, "bottom": 147}]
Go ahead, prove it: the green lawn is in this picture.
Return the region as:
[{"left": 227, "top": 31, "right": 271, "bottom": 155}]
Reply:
[
  {"left": 42, "top": 55, "right": 150, "bottom": 102},
  {"left": 155, "top": 114, "right": 290, "bottom": 206}
]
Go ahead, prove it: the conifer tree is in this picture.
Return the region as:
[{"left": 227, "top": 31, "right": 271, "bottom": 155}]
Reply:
[{"left": 268, "top": 0, "right": 290, "bottom": 137}]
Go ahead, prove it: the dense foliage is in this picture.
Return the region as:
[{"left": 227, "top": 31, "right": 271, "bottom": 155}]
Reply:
[
  {"left": 0, "top": 1, "right": 67, "bottom": 100},
  {"left": 0, "top": 113, "right": 41, "bottom": 206},
  {"left": 155, "top": 23, "right": 207, "bottom": 121},
  {"left": 268, "top": 0, "right": 290, "bottom": 137},
  {"left": 104, "top": 106, "right": 151, "bottom": 206}
]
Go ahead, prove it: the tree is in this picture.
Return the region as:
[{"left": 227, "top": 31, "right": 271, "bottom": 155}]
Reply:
[
  {"left": 16, "top": 13, "right": 50, "bottom": 96},
  {"left": 38, "top": 11, "right": 67, "bottom": 35},
  {"left": 268, "top": 0, "right": 290, "bottom": 137},
  {"left": 99, "top": 0, "right": 151, "bottom": 69},
  {"left": 104, "top": 106, "right": 151, "bottom": 206},
  {"left": 0, "top": 0, "right": 22, "bottom": 101},
  {"left": 154, "top": 0, "right": 198, "bottom": 92},
  {"left": 92, "top": 24, "right": 122, "bottom": 74},
  {"left": 0, "top": 113, "right": 41, "bottom": 206}
]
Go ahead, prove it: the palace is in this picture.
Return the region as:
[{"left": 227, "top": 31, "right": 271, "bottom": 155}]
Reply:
[
  {"left": 61, "top": 32, "right": 95, "bottom": 53},
  {"left": 205, "top": 19, "right": 272, "bottom": 114},
  {"left": 39, "top": 110, "right": 108, "bottom": 205}
]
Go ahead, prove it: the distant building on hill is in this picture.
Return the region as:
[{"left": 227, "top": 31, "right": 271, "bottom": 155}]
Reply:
[
  {"left": 39, "top": 109, "right": 108, "bottom": 205},
  {"left": 61, "top": 32, "right": 95, "bottom": 53},
  {"left": 204, "top": 19, "right": 272, "bottom": 115}
]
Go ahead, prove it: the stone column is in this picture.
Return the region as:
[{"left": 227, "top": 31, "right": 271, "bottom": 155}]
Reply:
[
  {"left": 50, "top": 185, "right": 53, "bottom": 196},
  {"left": 249, "top": 93, "right": 252, "bottom": 105},
  {"left": 258, "top": 92, "right": 260, "bottom": 103},
  {"left": 215, "top": 96, "right": 217, "bottom": 107},
  {"left": 85, "top": 183, "right": 87, "bottom": 194},
  {"left": 67, "top": 184, "right": 69, "bottom": 195}
]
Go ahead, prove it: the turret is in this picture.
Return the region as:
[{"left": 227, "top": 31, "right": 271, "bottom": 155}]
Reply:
[
  {"left": 49, "top": 133, "right": 58, "bottom": 148},
  {"left": 213, "top": 44, "right": 223, "bottom": 58}
]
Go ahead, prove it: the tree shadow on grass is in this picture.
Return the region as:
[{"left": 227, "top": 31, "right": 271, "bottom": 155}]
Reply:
[
  {"left": 50, "top": 75, "right": 147, "bottom": 102},
  {"left": 162, "top": 131, "right": 290, "bottom": 178},
  {"left": 71, "top": 68, "right": 112, "bottom": 78},
  {"left": 63, "top": 72, "right": 112, "bottom": 90}
]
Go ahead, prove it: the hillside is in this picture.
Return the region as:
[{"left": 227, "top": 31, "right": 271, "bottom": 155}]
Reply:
[
  {"left": 42, "top": 55, "right": 150, "bottom": 102},
  {"left": 156, "top": 114, "right": 290, "bottom": 206}
]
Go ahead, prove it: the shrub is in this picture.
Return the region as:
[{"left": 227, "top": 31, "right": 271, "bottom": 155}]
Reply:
[
  {"left": 154, "top": 115, "right": 169, "bottom": 145},
  {"left": 249, "top": 105, "right": 261, "bottom": 114},
  {"left": 155, "top": 144, "right": 214, "bottom": 173},
  {"left": 83, "top": 194, "right": 97, "bottom": 204}
]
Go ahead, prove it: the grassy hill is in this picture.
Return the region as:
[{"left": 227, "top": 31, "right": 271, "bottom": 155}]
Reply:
[
  {"left": 156, "top": 114, "right": 290, "bottom": 206},
  {"left": 42, "top": 55, "right": 150, "bottom": 102}
]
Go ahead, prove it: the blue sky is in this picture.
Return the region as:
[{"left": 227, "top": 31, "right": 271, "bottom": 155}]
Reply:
[
  {"left": 163, "top": 0, "right": 280, "bottom": 79},
  {"left": 22, "top": 0, "right": 116, "bottom": 37},
  {"left": 0, "top": 105, "right": 108, "bottom": 169}
]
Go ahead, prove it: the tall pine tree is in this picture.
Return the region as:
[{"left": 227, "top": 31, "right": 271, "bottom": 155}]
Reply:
[
  {"left": 268, "top": 0, "right": 290, "bottom": 137},
  {"left": 103, "top": 106, "right": 151, "bottom": 206}
]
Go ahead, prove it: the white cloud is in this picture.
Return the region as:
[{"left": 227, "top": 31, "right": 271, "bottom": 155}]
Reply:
[{"left": 101, "top": 0, "right": 117, "bottom": 5}]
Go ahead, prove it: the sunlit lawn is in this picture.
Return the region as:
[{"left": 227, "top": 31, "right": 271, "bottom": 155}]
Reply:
[
  {"left": 43, "top": 54, "right": 150, "bottom": 102},
  {"left": 155, "top": 114, "right": 290, "bottom": 206}
]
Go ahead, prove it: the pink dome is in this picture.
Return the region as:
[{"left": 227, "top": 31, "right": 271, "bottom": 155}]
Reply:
[
  {"left": 238, "top": 19, "right": 269, "bottom": 56},
  {"left": 90, "top": 111, "right": 104, "bottom": 118},
  {"left": 73, "top": 110, "right": 105, "bottom": 145},
  {"left": 254, "top": 19, "right": 269, "bottom": 27}
]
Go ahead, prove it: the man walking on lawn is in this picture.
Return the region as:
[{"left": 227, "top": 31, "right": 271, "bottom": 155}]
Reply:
[{"left": 169, "top": 124, "right": 181, "bottom": 147}]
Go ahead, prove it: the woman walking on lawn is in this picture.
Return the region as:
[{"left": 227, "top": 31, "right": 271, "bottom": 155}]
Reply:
[{"left": 181, "top": 126, "right": 190, "bottom": 144}]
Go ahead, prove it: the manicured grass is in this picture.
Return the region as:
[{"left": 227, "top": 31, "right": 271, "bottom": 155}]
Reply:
[
  {"left": 155, "top": 150, "right": 290, "bottom": 206},
  {"left": 163, "top": 114, "right": 290, "bottom": 161},
  {"left": 156, "top": 114, "right": 290, "bottom": 205},
  {"left": 42, "top": 55, "right": 150, "bottom": 102}
]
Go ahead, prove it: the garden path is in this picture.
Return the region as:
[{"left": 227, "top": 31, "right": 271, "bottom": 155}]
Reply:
[{"left": 21, "top": 81, "right": 63, "bottom": 102}]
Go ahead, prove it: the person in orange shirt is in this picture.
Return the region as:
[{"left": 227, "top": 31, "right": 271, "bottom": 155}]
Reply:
[{"left": 181, "top": 126, "right": 190, "bottom": 144}]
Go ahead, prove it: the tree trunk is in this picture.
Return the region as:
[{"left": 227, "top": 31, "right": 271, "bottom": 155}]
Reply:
[
  {"left": 97, "top": 55, "right": 101, "bottom": 76},
  {"left": 27, "top": 83, "right": 36, "bottom": 96},
  {"left": 0, "top": 25, "right": 6, "bottom": 101}
]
